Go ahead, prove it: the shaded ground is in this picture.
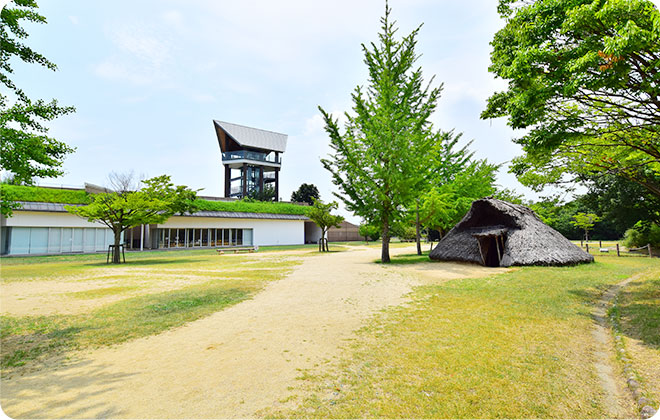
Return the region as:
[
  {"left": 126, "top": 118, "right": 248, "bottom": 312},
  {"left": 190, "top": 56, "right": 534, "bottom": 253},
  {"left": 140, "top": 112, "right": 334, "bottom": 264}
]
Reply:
[{"left": 1, "top": 245, "right": 501, "bottom": 418}]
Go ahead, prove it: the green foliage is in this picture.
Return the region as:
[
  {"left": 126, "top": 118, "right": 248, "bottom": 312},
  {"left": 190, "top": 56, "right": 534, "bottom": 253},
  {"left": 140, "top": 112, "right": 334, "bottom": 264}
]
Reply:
[
  {"left": 307, "top": 199, "right": 344, "bottom": 252},
  {"left": 246, "top": 185, "right": 275, "bottom": 202},
  {"left": 1, "top": 0, "right": 76, "bottom": 216},
  {"left": 571, "top": 212, "right": 602, "bottom": 241},
  {"left": 484, "top": 0, "right": 660, "bottom": 198},
  {"left": 194, "top": 198, "right": 308, "bottom": 216},
  {"left": 623, "top": 221, "right": 660, "bottom": 248},
  {"left": 358, "top": 223, "right": 381, "bottom": 241},
  {"left": 0, "top": 184, "right": 90, "bottom": 208},
  {"left": 391, "top": 223, "right": 416, "bottom": 241},
  {"left": 420, "top": 160, "right": 498, "bottom": 234},
  {"left": 66, "top": 175, "right": 198, "bottom": 263},
  {"left": 319, "top": 4, "right": 441, "bottom": 262},
  {"left": 291, "top": 183, "right": 320, "bottom": 205}
]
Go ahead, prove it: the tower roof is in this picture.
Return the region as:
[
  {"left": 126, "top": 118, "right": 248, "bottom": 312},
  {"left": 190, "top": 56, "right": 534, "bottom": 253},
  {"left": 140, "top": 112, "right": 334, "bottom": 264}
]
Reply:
[{"left": 214, "top": 120, "right": 287, "bottom": 153}]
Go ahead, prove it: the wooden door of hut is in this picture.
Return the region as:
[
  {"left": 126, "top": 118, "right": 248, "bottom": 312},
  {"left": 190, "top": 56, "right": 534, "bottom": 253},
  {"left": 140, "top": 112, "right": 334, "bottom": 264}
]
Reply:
[{"left": 472, "top": 228, "right": 507, "bottom": 267}]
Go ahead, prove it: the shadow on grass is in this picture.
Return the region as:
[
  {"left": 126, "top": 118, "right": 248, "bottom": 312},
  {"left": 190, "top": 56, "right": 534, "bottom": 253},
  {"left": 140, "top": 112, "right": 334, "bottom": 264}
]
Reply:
[
  {"left": 375, "top": 252, "right": 431, "bottom": 265},
  {"left": 617, "top": 279, "right": 660, "bottom": 349}
]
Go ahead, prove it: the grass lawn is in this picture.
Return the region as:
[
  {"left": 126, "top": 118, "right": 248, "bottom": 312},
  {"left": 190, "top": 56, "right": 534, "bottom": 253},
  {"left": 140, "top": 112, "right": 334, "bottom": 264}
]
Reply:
[
  {"left": 611, "top": 270, "right": 660, "bottom": 408},
  {"left": 277, "top": 255, "right": 660, "bottom": 419},
  {"left": 0, "top": 248, "right": 304, "bottom": 374}
]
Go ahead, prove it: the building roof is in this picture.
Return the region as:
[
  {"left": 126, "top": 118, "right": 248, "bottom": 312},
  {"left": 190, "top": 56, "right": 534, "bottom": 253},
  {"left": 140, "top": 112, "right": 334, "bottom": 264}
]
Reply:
[
  {"left": 214, "top": 120, "right": 287, "bottom": 153},
  {"left": 15, "top": 201, "right": 308, "bottom": 221}
]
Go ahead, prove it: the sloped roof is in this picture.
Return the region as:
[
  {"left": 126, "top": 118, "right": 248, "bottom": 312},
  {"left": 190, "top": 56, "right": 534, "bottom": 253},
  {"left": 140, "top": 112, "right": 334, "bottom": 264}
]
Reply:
[
  {"left": 214, "top": 120, "right": 287, "bottom": 153},
  {"left": 429, "top": 198, "right": 593, "bottom": 267}
]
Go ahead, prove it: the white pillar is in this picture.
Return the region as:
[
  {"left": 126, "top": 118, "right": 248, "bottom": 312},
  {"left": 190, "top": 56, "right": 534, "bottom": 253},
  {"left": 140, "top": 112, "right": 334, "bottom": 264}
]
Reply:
[{"left": 140, "top": 224, "right": 144, "bottom": 251}]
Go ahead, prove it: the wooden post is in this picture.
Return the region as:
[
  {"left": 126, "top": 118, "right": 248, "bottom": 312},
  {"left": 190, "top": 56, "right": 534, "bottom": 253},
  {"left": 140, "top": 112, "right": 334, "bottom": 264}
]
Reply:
[
  {"left": 224, "top": 166, "right": 231, "bottom": 197},
  {"left": 599, "top": 240, "right": 602, "bottom": 248},
  {"left": 586, "top": 243, "right": 589, "bottom": 254},
  {"left": 616, "top": 243, "right": 620, "bottom": 257},
  {"left": 241, "top": 163, "right": 247, "bottom": 198},
  {"left": 649, "top": 244, "right": 653, "bottom": 258}
]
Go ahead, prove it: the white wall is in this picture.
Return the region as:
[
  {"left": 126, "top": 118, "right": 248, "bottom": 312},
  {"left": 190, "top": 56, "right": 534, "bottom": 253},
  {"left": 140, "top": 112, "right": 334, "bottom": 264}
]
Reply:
[
  {"left": 1, "top": 211, "right": 110, "bottom": 228},
  {"left": 159, "top": 216, "right": 304, "bottom": 246}
]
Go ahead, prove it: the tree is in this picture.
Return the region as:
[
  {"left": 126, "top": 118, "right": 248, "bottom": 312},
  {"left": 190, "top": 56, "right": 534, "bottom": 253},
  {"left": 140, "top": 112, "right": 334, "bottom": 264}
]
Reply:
[
  {"left": 483, "top": 0, "right": 660, "bottom": 198},
  {"left": 290, "top": 183, "right": 320, "bottom": 205},
  {"left": 247, "top": 185, "right": 275, "bottom": 202},
  {"left": 419, "top": 160, "right": 498, "bottom": 236},
  {"left": 571, "top": 212, "right": 602, "bottom": 242},
  {"left": 410, "top": 130, "right": 477, "bottom": 254},
  {"left": 66, "top": 175, "right": 199, "bottom": 263},
  {"left": 358, "top": 223, "right": 380, "bottom": 242},
  {"left": 1, "top": 0, "right": 76, "bottom": 216},
  {"left": 320, "top": 3, "right": 441, "bottom": 262},
  {"left": 307, "top": 199, "right": 344, "bottom": 252}
]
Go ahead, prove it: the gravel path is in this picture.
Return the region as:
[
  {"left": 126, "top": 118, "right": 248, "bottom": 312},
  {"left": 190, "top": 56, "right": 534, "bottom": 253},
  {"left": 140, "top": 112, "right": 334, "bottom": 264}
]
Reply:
[{"left": 1, "top": 245, "right": 501, "bottom": 418}]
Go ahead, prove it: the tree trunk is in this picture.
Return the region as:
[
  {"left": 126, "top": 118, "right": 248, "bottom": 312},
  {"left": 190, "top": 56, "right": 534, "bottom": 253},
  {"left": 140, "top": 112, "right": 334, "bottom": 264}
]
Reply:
[
  {"left": 381, "top": 217, "right": 391, "bottom": 263},
  {"left": 585, "top": 229, "right": 589, "bottom": 243},
  {"left": 113, "top": 228, "right": 122, "bottom": 264},
  {"left": 415, "top": 199, "right": 422, "bottom": 255}
]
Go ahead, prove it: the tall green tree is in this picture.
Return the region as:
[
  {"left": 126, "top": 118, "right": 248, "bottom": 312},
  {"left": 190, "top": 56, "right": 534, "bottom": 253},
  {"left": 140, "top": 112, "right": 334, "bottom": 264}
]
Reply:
[
  {"left": 307, "top": 199, "right": 344, "bottom": 252},
  {"left": 1, "top": 0, "right": 75, "bottom": 216},
  {"left": 291, "top": 183, "right": 320, "bottom": 205},
  {"left": 411, "top": 131, "right": 478, "bottom": 254},
  {"left": 320, "top": 4, "right": 441, "bottom": 262},
  {"left": 66, "top": 175, "right": 199, "bottom": 263},
  {"left": 483, "top": 0, "right": 660, "bottom": 198},
  {"left": 420, "top": 160, "right": 498, "bottom": 236}
]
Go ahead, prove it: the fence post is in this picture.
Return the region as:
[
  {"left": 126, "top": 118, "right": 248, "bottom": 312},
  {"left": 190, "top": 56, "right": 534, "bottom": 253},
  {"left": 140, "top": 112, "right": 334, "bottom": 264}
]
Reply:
[
  {"left": 586, "top": 243, "right": 589, "bottom": 254},
  {"left": 616, "top": 243, "right": 620, "bottom": 257},
  {"left": 599, "top": 240, "right": 602, "bottom": 248},
  {"left": 649, "top": 244, "right": 653, "bottom": 258}
]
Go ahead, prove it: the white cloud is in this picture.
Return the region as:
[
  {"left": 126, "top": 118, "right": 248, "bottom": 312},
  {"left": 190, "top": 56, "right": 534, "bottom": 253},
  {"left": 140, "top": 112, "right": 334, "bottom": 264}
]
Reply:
[{"left": 94, "top": 23, "right": 174, "bottom": 86}]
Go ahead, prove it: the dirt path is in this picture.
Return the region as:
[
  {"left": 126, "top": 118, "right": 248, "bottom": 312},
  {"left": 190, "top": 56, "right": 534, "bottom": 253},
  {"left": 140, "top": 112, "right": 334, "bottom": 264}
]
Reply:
[
  {"left": 1, "top": 245, "right": 501, "bottom": 419},
  {"left": 590, "top": 275, "right": 640, "bottom": 418}
]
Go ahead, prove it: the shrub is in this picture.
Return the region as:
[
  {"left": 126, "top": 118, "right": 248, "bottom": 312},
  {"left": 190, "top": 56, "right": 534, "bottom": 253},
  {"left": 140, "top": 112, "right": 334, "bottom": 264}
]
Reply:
[{"left": 622, "top": 221, "right": 660, "bottom": 248}]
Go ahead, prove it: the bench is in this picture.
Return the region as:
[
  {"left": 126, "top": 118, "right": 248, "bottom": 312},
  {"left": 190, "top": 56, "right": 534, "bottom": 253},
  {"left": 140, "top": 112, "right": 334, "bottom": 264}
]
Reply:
[{"left": 216, "top": 246, "right": 257, "bottom": 254}]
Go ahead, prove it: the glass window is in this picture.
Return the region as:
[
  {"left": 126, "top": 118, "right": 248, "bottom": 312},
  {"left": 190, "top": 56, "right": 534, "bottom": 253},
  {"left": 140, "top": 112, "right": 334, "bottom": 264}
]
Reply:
[
  {"left": 29, "top": 228, "right": 49, "bottom": 254},
  {"left": 201, "top": 229, "right": 209, "bottom": 247},
  {"left": 234, "top": 229, "right": 243, "bottom": 246},
  {"left": 84, "top": 228, "right": 96, "bottom": 252},
  {"left": 61, "top": 228, "right": 73, "bottom": 252},
  {"left": 95, "top": 229, "right": 105, "bottom": 251},
  {"left": 48, "top": 228, "right": 61, "bottom": 253},
  {"left": 10, "top": 227, "right": 30, "bottom": 255},
  {"left": 223, "top": 229, "right": 231, "bottom": 246},
  {"left": 72, "top": 229, "right": 84, "bottom": 252},
  {"left": 243, "top": 229, "right": 253, "bottom": 246}
]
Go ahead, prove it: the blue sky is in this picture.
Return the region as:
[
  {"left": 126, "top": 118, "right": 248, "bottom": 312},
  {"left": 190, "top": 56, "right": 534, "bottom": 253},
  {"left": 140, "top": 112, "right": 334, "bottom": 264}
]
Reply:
[{"left": 11, "top": 0, "right": 578, "bottom": 221}]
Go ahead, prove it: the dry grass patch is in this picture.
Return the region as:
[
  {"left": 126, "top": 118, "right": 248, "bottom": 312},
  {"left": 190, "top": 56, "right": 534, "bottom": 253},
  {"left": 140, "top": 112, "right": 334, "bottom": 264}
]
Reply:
[{"left": 0, "top": 250, "right": 303, "bottom": 375}]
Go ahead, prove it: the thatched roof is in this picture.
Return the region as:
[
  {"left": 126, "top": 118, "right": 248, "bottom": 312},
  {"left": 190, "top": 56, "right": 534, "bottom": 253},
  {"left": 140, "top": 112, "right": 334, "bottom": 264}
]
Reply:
[{"left": 429, "top": 198, "right": 594, "bottom": 267}]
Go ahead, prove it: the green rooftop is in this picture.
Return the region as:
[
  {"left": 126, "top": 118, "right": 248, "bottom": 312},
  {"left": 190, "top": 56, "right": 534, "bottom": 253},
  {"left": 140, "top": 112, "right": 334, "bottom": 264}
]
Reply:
[{"left": 1, "top": 184, "right": 309, "bottom": 216}]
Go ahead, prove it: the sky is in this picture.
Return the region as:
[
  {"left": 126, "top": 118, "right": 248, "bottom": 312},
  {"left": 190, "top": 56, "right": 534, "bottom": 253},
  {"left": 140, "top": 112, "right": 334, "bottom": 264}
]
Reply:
[{"left": 12, "top": 0, "right": 655, "bottom": 222}]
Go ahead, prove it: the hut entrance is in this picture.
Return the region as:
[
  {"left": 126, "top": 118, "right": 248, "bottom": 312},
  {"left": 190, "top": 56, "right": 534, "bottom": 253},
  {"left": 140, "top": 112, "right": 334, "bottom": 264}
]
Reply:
[{"left": 475, "top": 234, "right": 506, "bottom": 267}]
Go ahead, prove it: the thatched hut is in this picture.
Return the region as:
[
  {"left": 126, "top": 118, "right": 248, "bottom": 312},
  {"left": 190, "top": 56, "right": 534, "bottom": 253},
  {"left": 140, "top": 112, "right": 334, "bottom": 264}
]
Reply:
[{"left": 429, "top": 198, "right": 594, "bottom": 267}]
